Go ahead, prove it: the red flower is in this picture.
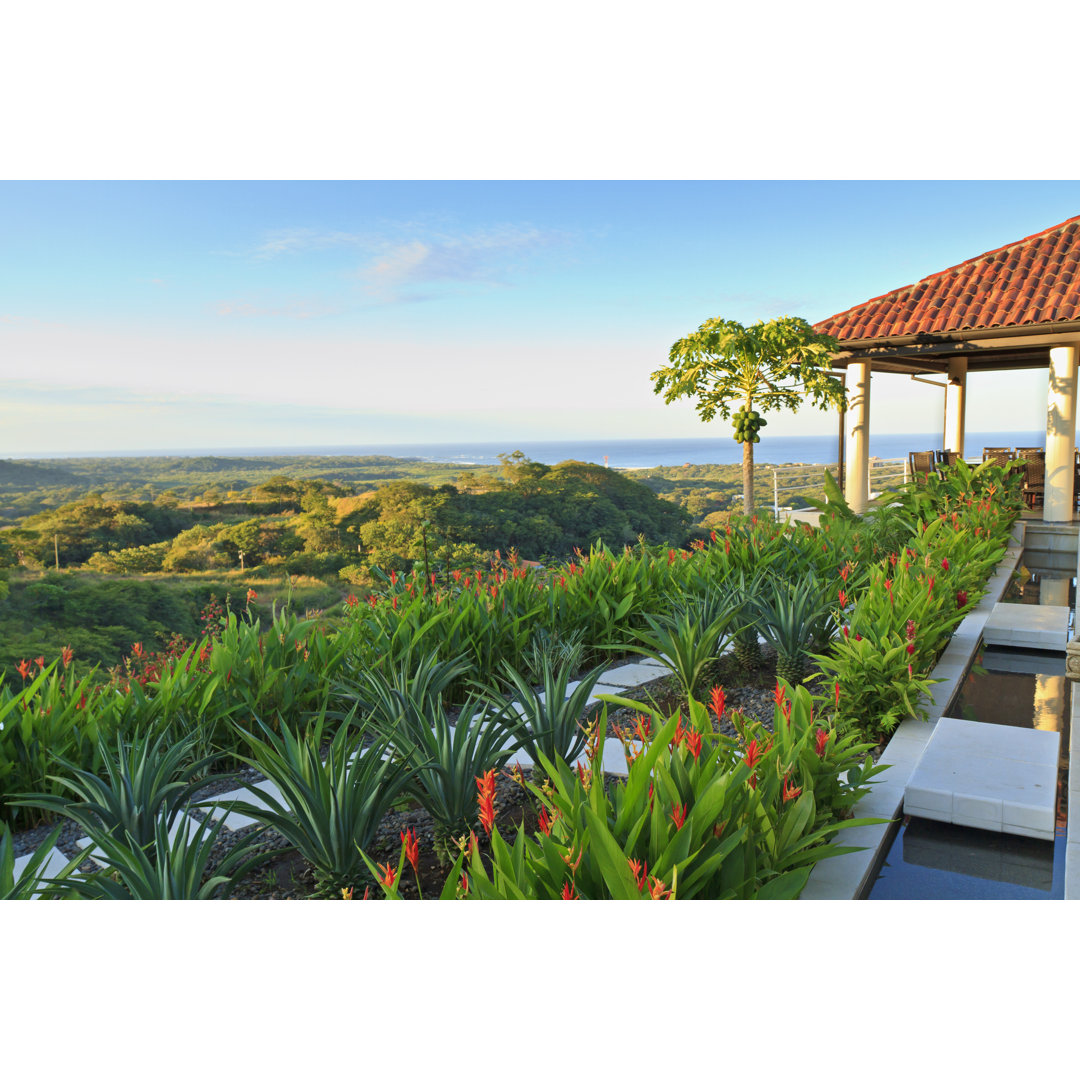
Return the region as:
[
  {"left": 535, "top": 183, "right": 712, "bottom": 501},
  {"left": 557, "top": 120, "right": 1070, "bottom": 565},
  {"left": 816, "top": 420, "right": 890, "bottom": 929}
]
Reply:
[
  {"left": 772, "top": 681, "right": 786, "bottom": 711},
  {"left": 709, "top": 685, "right": 726, "bottom": 720},
  {"left": 834, "top": 681, "right": 841, "bottom": 708},
  {"left": 927, "top": 576, "right": 935, "bottom": 595},
  {"left": 668, "top": 548, "right": 676, "bottom": 565},
  {"left": 628, "top": 857, "right": 648, "bottom": 892},
  {"left": 459, "top": 873, "right": 470, "bottom": 897},
  {"left": 941, "top": 557, "right": 950, "bottom": 571},
  {"left": 246, "top": 588, "right": 257, "bottom": 603},
  {"left": 670, "top": 714, "right": 686, "bottom": 750},
  {"left": 670, "top": 803, "right": 688, "bottom": 830},
  {"left": 906, "top": 619, "right": 916, "bottom": 640},
  {"left": 838, "top": 588, "right": 847, "bottom": 609},
  {"left": 710, "top": 530, "right": 717, "bottom": 543},
  {"left": 61, "top": 645, "right": 74, "bottom": 668},
  {"left": 815, "top": 728, "right": 829, "bottom": 757},
  {"left": 345, "top": 594, "right": 358, "bottom": 608},
  {"left": 367, "top": 594, "right": 378, "bottom": 608},
  {"left": 686, "top": 730, "right": 702, "bottom": 760},
  {"left": 17, "top": 659, "right": 31, "bottom": 680},
  {"left": 783, "top": 776, "right": 802, "bottom": 802},
  {"left": 840, "top": 562, "right": 851, "bottom": 582},
  {"left": 390, "top": 570, "right": 398, "bottom": 585},
  {"left": 744, "top": 738, "right": 762, "bottom": 770},
  {"left": 957, "top": 590, "right": 968, "bottom": 607},
  {"left": 647, "top": 876, "right": 672, "bottom": 900},
  {"left": 476, "top": 770, "right": 497, "bottom": 834},
  {"left": 34, "top": 656, "right": 45, "bottom": 669},
  {"left": 452, "top": 569, "right": 462, "bottom": 582},
  {"left": 561, "top": 880, "right": 578, "bottom": 900},
  {"left": 842, "top": 625, "right": 849, "bottom": 638},
  {"left": 400, "top": 827, "right": 419, "bottom": 874},
  {"left": 377, "top": 862, "right": 397, "bottom": 888},
  {"left": 537, "top": 806, "right": 552, "bottom": 835}
]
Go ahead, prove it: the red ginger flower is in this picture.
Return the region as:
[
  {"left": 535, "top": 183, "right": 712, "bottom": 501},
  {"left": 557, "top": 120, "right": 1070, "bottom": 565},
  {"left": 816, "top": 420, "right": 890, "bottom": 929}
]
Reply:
[
  {"left": 686, "top": 730, "right": 702, "bottom": 760},
  {"left": 957, "top": 590, "right": 968, "bottom": 607},
  {"left": 476, "top": 770, "right": 497, "bottom": 834},
  {"left": 709, "top": 685, "right": 726, "bottom": 720},
  {"left": 942, "top": 557, "right": 949, "bottom": 570},
  {"left": 400, "top": 827, "right": 419, "bottom": 874},
  {"left": 670, "top": 803, "right": 688, "bottom": 830}
]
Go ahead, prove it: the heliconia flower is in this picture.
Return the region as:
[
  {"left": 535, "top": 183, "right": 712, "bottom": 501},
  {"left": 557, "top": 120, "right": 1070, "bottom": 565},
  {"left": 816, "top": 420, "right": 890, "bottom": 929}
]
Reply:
[
  {"left": 927, "top": 575, "right": 935, "bottom": 594},
  {"left": 744, "top": 738, "right": 762, "bottom": 771},
  {"left": 709, "top": 685, "right": 726, "bottom": 720},
  {"left": 628, "top": 857, "right": 648, "bottom": 892},
  {"left": 842, "top": 625, "right": 849, "bottom": 638},
  {"left": 377, "top": 862, "right": 397, "bottom": 888},
  {"left": 341, "top": 886, "right": 354, "bottom": 900},
  {"left": 367, "top": 595, "right": 378, "bottom": 608},
  {"left": 345, "top": 594, "right": 358, "bottom": 608},
  {"left": 670, "top": 803, "right": 688, "bottom": 830},
  {"left": 815, "top": 728, "right": 829, "bottom": 757},
  {"left": 459, "top": 873, "right": 470, "bottom": 897},
  {"left": 838, "top": 588, "right": 847, "bottom": 608},
  {"left": 941, "top": 557, "right": 950, "bottom": 570},
  {"left": 559, "top": 575, "right": 567, "bottom": 588},
  {"left": 957, "top": 590, "right": 968, "bottom": 607},
  {"left": 430, "top": 573, "right": 437, "bottom": 586},
  {"left": 686, "top": 730, "right": 702, "bottom": 759},
  {"left": 772, "top": 681, "right": 786, "bottom": 710},
  {"left": 400, "top": 827, "right": 420, "bottom": 874},
  {"left": 390, "top": 569, "right": 398, "bottom": 585},
  {"left": 561, "top": 880, "right": 578, "bottom": 900},
  {"left": 670, "top": 714, "right": 686, "bottom": 750},
  {"left": 647, "top": 876, "right": 672, "bottom": 900},
  {"left": 782, "top": 698, "right": 792, "bottom": 724},
  {"left": 537, "top": 806, "right": 552, "bottom": 835},
  {"left": 834, "top": 681, "right": 841, "bottom": 707},
  {"left": 392, "top": 596, "right": 398, "bottom": 610},
  {"left": 17, "top": 659, "right": 31, "bottom": 680},
  {"left": 246, "top": 588, "right": 257, "bottom": 603},
  {"left": 724, "top": 539, "right": 731, "bottom": 555},
  {"left": 633, "top": 713, "right": 653, "bottom": 741},
  {"left": 476, "top": 770, "right": 497, "bottom": 834},
  {"left": 61, "top": 645, "right": 73, "bottom": 668},
  {"left": 782, "top": 776, "right": 802, "bottom": 802},
  {"left": 34, "top": 656, "right": 46, "bottom": 669},
  {"left": 452, "top": 569, "right": 462, "bottom": 582}
]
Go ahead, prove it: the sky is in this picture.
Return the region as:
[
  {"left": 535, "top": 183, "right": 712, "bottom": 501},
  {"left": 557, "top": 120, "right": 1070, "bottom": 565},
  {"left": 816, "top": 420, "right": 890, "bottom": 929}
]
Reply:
[{"left": 4, "top": 179, "right": 1080, "bottom": 456}]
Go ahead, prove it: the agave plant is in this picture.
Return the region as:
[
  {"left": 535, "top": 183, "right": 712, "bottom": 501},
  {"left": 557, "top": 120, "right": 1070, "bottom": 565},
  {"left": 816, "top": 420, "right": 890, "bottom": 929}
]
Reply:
[
  {"left": 753, "top": 574, "right": 836, "bottom": 685},
  {"left": 0, "top": 823, "right": 80, "bottom": 900},
  {"left": 623, "top": 607, "right": 741, "bottom": 701},
  {"left": 232, "top": 715, "right": 412, "bottom": 896},
  {"left": 348, "top": 654, "right": 526, "bottom": 864},
  {"left": 496, "top": 648, "right": 607, "bottom": 770},
  {"left": 8, "top": 730, "right": 225, "bottom": 857},
  {"left": 51, "top": 812, "right": 270, "bottom": 900}
]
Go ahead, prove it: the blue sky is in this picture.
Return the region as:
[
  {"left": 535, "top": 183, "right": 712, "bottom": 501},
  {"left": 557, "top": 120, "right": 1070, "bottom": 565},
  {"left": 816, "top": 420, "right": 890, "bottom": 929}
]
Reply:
[{"left": 4, "top": 179, "right": 1080, "bottom": 455}]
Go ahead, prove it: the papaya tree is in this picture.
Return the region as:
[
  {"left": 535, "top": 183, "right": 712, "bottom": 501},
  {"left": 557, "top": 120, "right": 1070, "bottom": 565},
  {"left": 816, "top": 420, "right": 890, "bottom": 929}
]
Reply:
[{"left": 651, "top": 316, "right": 846, "bottom": 513}]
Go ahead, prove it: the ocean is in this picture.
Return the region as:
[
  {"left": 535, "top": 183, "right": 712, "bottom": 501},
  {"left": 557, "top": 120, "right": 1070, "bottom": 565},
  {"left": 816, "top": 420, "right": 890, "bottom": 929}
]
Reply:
[{"left": 47, "top": 431, "right": 1047, "bottom": 470}]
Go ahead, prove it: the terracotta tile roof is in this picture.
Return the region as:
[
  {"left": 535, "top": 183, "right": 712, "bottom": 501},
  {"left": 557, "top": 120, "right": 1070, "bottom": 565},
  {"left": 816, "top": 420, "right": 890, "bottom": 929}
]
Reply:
[{"left": 814, "top": 214, "right": 1080, "bottom": 343}]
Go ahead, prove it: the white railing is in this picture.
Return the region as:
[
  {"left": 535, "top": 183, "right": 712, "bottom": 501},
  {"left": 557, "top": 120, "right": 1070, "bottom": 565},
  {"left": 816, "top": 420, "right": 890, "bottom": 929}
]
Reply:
[{"left": 770, "top": 457, "right": 909, "bottom": 521}]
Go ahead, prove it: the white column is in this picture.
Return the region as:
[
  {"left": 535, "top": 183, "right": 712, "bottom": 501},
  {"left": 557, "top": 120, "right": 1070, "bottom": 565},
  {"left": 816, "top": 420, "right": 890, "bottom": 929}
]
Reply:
[
  {"left": 944, "top": 355, "right": 967, "bottom": 456},
  {"left": 1045, "top": 343, "right": 1078, "bottom": 522},
  {"left": 844, "top": 361, "right": 871, "bottom": 514}
]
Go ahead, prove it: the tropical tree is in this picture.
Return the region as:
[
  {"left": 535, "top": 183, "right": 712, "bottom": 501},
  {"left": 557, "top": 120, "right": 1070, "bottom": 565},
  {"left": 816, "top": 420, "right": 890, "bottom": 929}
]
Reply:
[{"left": 651, "top": 316, "right": 845, "bottom": 512}]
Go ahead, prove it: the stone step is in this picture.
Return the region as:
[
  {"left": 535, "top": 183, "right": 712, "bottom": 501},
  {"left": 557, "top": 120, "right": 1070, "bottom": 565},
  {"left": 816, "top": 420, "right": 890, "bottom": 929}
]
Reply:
[{"left": 11, "top": 846, "right": 73, "bottom": 899}]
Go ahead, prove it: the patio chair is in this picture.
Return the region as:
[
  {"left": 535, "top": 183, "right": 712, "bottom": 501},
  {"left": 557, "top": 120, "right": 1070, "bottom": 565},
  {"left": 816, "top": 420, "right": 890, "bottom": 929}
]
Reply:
[
  {"left": 908, "top": 451, "right": 936, "bottom": 484},
  {"left": 1022, "top": 455, "right": 1045, "bottom": 510},
  {"left": 1015, "top": 447, "right": 1044, "bottom": 459},
  {"left": 982, "top": 447, "right": 1014, "bottom": 468},
  {"left": 936, "top": 450, "right": 959, "bottom": 471}
]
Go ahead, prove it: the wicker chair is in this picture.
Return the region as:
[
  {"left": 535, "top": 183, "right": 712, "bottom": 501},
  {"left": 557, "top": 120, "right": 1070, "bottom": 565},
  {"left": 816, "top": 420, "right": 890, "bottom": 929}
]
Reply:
[
  {"left": 936, "top": 450, "right": 959, "bottom": 470},
  {"left": 908, "top": 451, "right": 936, "bottom": 484},
  {"left": 982, "top": 447, "right": 1014, "bottom": 468},
  {"left": 1022, "top": 455, "right": 1045, "bottom": 510}
]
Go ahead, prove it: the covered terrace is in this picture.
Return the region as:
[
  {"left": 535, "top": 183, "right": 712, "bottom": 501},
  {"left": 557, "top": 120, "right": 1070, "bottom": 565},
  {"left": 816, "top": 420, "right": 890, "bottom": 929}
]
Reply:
[{"left": 815, "top": 213, "right": 1080, "bottom": 521}]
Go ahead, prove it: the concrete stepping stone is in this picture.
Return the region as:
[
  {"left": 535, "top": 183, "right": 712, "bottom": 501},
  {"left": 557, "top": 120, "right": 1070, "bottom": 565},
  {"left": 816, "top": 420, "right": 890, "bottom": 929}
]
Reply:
[
  {"left": 206, "top": 779, "right": 285, "bottom": 832},
  {"left": 11, "top": 846, "right": 73, "bottom": 899},
  {"left": 983, "top": 603, "right": 1069, "bottom": 652},
  {"left": 904, "top": 716, "right": 1060, "bottom": 840}
]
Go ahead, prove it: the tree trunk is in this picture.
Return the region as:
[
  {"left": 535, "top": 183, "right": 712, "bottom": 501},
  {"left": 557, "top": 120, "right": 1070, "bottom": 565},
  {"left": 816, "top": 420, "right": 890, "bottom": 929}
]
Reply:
[{"left": 743, "top": 438, "right": 754, "bottom": 514}]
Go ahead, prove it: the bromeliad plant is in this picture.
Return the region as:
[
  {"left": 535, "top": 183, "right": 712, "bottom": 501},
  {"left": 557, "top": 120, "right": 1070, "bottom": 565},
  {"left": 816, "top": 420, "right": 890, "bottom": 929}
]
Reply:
[
  {"left": 231, "top": 714, "right": 412, "bottom": 896},
  {"left": 753, "top": 574, "right": 836, "bottom": 686},
  {"left": 8, "top": 729, "right": 224, "bottom": 853}
]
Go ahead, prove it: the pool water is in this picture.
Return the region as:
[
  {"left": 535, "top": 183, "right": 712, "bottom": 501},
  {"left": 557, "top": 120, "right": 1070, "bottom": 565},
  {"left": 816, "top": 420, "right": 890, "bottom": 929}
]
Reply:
[{"left": 864, "top": 645, "right": 1069, "bottom": 900}]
